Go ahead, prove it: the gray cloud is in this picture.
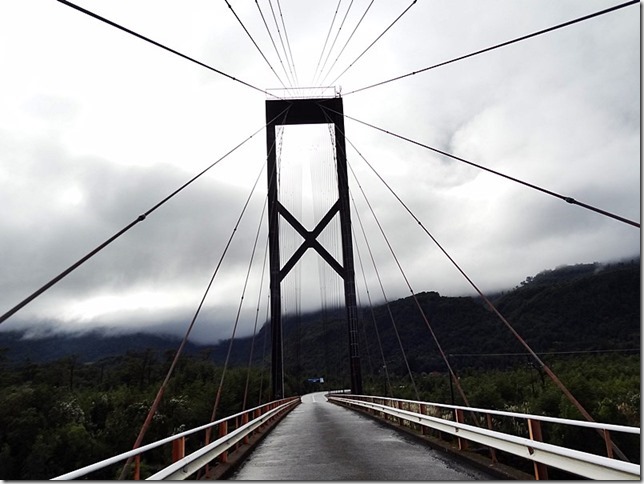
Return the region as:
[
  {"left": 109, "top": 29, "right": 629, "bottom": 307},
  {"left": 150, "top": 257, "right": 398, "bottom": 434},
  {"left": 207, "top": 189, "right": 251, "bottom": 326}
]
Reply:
[{"left": 0, "top": 1, "right": 639, "bottom": 344}]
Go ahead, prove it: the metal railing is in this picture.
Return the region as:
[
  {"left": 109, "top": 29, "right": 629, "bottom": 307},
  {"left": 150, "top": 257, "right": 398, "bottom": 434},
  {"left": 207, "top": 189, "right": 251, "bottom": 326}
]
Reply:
[
  {"left": 327, "top": 393, "right": 640, "bottom": 480},
  {"left": 266, "top": 86, "right": 341, "bottom": 100},
  {"left": 52, "top": 397, "right": 300, "bottom": 480}
]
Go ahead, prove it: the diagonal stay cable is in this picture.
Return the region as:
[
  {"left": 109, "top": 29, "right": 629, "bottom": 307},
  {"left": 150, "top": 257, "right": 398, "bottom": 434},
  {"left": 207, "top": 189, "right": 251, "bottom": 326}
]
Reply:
[
  {"left": 341, "top": 111, "right": 640, "bottom": 228},
  {"left": 344, "top": 131, "right": 630, "bottom": 461},
  {"left": 334, "top": 118, "right": 473, "bottom": 406},
  {"left": 315, "top": 0, "right": 355, "bottom": 86},
  {"left": 207, "top": 168, "right": 270, "bottom": 439},
  {"left": 351, "top": 189, "right": 418, "bottom": 399},
  {"left": 268, "top": 0, "right": 295, "bottom": 89},
  {"left": 351, "top": 201, "right": 393, "bottom": 396},
  {"left": 351, "top": 240, "right": 375, "bottom": 378},
  {"left": 57, "top": 0, "right": 280, "bottom": 99},
  {"left": 255, "top": 0, "right": 293, "bottom": 87},
  {"left": 0, "top": 106, "right": 290, "bottom": 326},
  {"left": 276, "top": 0, "right": 299, "bottom": 86},
  {"left": 320, "top": 103, "right": 417, "bottom": 398},
  {"left": 345, "top": 0, "right": 639, "bottom": 96},
  {"left": 224, "top": 0, "right": 289, "bottom": 90},
  {"left": 312, "top": 0, "right": 343, "bottom": 85},
  {"left": 319, "top": 0, "right": 376, "bottom": 87},
  {"left": 349, "top": 161, "right": 472, "bottom": 407},
  {"left": 329, "top": 0, "right": 417, "bottom": 86},
  {"left": 118, "top": 158, "right": 269, "bottom": 480}
]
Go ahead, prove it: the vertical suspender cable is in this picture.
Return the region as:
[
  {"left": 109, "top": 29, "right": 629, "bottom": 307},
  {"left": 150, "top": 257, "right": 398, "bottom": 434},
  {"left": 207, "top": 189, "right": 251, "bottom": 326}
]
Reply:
[{"left": 242, "top": 210, "right": 270, "bottom": 411}]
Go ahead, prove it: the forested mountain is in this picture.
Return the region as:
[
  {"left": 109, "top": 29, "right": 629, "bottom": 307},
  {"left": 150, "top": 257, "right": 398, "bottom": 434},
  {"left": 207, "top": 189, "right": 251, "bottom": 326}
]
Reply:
[
  {"left": 1, "top": 258, "right": 639, "bottom": 375},
  {"left": 276, "top": 258, "right": 640, "bottom": 381},
  {"left": 0, "top": 331, "right": 205, "bottom": 364},
  {"left": 0, "top": 258, "right": 639, "bottom": 479}
]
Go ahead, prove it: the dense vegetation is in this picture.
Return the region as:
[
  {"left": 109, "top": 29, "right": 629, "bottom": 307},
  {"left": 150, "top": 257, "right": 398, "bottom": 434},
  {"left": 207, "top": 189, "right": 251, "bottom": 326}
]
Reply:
[
  {"left": 0, "top": 351, "right": 275, "bottom": 479},
  {"left": 278, "top": 259, "right": 639, "bottom": 383},
  {"left": 0, "top": 259, "right": 639, "bottom": 479}
]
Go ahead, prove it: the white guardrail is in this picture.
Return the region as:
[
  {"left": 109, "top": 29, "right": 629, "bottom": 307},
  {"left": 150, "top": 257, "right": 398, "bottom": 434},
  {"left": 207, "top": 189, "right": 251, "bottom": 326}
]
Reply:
[
  {"left": 327, "top": 394, "right": 640, "bottom": 480},
  {"left": 52, "top": 397, "right": 300, "bottom": 480}
]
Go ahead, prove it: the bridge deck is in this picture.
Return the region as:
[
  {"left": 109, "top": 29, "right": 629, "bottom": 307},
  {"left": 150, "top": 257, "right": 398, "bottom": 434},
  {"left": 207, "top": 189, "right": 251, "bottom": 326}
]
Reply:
[{"left": 230, "top": 392, "right": 495, "bottom": 480}]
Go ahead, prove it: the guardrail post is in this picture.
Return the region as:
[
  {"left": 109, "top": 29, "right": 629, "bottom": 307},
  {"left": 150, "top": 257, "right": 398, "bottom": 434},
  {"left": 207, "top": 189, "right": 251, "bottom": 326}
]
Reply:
[
  {"left": 420, "top": 404, "right": 427, "bottom": 435},
  {"left": 172, "top": 436, "right": 185, "bottom": 462},
  {"left": 485, "top": 414, "right": 498, "bottom": 463},
  {"left": 218, "top": 422, "right": 228, "bottom": 464},
  {"left": 455, "top": 409, "right": 468, "bottom": 451},
  {"left": 255, "top": 408, "right": 262, "bottom": 430},
  {"left": 603, "top": 429, "right": 614, "bottom": 459},
  {"left": 234, "top": 416, "right": 240, "bottom": 451},
  {"left": 527, "top": 418, "right": 548, "bottom": 480},
  {"left": 242, "top": 413, "right": 250, "bottom": 445},
  {"left": 134, "top": 455, "right": 141, "bottom": 480}
]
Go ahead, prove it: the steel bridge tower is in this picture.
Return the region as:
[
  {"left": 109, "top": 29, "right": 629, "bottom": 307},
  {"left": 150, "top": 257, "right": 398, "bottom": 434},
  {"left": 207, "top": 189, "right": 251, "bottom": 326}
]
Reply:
[{"left": 265, "top": 96, "right": 362, "bottom": 399}]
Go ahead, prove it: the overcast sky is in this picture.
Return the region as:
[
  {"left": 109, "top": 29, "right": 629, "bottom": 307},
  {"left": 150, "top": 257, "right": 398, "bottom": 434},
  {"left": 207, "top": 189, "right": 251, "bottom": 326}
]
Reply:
[{"left": 0, "top": 1, "right": 639, "bottom": 344}]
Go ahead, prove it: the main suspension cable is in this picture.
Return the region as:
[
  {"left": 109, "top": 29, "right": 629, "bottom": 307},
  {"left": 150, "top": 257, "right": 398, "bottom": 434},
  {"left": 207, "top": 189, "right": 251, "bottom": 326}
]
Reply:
[
  {"left": 345, "top": 0, "right": 639, "bottom": 96},
  {"left": 57, "top": 0, "right": 279, "bottom": 98},
  {"left": 329, "top": 0, "right": 417, "bottom": 86},
  {"left": 341, "top": 111, "right": 640, "bottom": 228}
]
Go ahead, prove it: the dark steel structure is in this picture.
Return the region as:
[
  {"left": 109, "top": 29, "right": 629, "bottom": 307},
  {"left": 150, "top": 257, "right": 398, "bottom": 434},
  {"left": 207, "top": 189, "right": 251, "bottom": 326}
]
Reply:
[{"left": 265, "top": 97, "right": 362, "bottom": 398}]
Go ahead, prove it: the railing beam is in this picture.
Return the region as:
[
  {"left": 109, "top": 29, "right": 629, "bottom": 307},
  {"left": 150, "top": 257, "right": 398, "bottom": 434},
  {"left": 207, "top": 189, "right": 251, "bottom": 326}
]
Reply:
[
  {"left": 52, "top": 397, "right": 300, "bottom": 481},
  {"left": 327, "top": 395, "right": 640, "bottom": 481}
]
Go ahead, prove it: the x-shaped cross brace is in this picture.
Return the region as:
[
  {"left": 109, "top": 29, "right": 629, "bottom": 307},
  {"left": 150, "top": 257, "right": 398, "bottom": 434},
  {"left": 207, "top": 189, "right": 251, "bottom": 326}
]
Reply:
[{"left": 277, "top": 200, "right": 344, "bottom": 282}]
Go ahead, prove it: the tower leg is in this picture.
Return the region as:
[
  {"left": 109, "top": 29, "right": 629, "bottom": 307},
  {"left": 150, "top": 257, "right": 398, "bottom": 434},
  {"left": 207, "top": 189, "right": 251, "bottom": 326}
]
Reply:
[{"left": 265, "top": 97, "right": 362, "bottom": 398}]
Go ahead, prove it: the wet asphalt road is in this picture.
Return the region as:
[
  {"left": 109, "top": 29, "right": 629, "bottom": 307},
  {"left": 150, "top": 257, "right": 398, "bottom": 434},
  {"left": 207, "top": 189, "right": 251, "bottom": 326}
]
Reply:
[{"left": 230, "top": 392, "right": 494, "bottom": 480}]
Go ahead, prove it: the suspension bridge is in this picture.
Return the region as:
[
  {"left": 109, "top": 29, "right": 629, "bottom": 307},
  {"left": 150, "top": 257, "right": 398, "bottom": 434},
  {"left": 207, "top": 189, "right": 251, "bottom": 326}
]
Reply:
[{"left": 0, "top": 0, "right": 640, "bottom": 480}]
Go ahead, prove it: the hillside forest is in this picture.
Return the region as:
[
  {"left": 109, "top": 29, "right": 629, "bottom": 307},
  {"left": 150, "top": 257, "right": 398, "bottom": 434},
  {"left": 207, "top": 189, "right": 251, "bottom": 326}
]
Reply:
[{"left": 0, "top": 259, "right": 639, "bottom": 479}]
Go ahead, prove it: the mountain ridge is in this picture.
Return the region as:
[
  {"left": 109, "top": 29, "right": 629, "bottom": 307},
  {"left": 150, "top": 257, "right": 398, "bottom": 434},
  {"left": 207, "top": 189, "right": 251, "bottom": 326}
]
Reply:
[{"left": 0, "top": 258, "right": 639, "bottom": 370}]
